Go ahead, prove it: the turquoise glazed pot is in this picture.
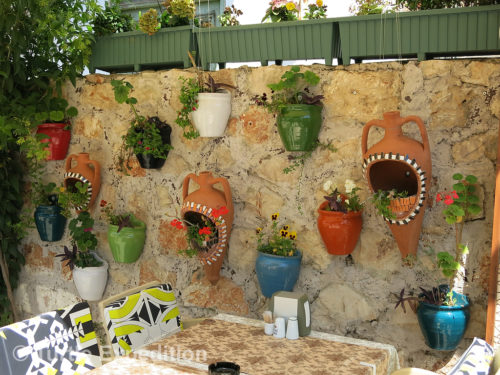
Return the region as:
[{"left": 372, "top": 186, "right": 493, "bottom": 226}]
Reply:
[
  {"left": 107, "top": 215, "right": 146, "bottom": 263},
  {"left": 277, "top": 104, "right": 322, "bottom": 151},
  {"left": 256, "top": 250, "right": 302, "bottom": 298},
  {"left": 417, "top": 290, "right": 470, "bottom": 351},
  {"left": 34, "top": 205, "right": 66, "bottom": 242}
]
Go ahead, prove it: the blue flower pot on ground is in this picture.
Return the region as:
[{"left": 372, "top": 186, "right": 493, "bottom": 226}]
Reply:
[
  {"left": 34, "top": 205, "right": 66, "bottom": 242},
  {"left": 256, "top": 250, "right": 302, "bottom": 298},
  {"left": 417, "top": 290, "right": 470, "bottom": 351}
]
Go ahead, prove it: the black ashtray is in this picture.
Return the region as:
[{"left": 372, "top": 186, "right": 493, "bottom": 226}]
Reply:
[{"left": 208, "top": 362, "right": 240, "bottom": 375}]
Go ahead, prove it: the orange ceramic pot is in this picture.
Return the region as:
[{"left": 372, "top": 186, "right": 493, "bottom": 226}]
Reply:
[
  {"left": 181, "top": 171, "right": 234, "bottom": 284},
  {"left": 317, "top": 201, "right": 362, "bottom": 255},
  {"left": 63, "top": 153, "right": 101, "bottom": 211},
  {"left": 362, "top": 111, "right": 432, "bottom": 258}
]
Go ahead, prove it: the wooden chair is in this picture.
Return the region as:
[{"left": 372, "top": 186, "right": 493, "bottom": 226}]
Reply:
[
  {"left": 0, "top": 301, "right": 101, "bottom": 375},
  {"left": 99, "top": 281, "right": 182, "bottom": 359}
]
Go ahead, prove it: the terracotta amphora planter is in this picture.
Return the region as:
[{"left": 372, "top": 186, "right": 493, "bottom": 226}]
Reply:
[
  {"left": 362, "top": 111, "right": 431, "bottom": 258},
  {"left": 317, "top": 201, "right": 362, "bottom": 255},
  {"left": 37, "top": 123, "right": 71, "bottom": 160},
  {"left": 181, "top": 171, "right": 234, "bottom": 284},
  {"left": 64, "top": 153, "right": 101, "bottom": 211}
]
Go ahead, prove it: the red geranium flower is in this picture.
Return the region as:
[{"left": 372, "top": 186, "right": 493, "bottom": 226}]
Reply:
[
  {"left": 145, "top": 146, "right": 150, "bottom": 150},
  {"left": 84, "top": 228, "right": 93, "bottom": 232},
  {"left": 100, "top": 200, "right": 107, "bottom": 207},
  {"left": 199, "top": 227, "right": 212, "bottom": 235},
  {"left": 451, "top": 190, "right": 459, "bottom": 199},
  {"left": 138, "top": 140, "right": 142, "bottom": 145},
  {"left": 436, "top": 194, "right": 442, "bottom": 203},
  {"left": 444, "top": 195, "right": 454, "bottom": 205}
]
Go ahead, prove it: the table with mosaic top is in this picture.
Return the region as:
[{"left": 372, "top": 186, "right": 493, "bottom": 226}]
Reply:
[{"left": 89, "top": 313, "right": 400, "bottom": 375}]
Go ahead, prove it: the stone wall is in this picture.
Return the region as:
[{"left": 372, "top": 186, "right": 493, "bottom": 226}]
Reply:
[{"left": 17, "top": 59, "right": 500, "bottom": 371}]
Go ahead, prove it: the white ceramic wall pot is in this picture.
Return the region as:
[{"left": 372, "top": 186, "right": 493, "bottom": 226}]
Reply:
[
  {"left": 192, "top": 92, "right": 232, "bottom": 137},
  {"left": 72, "top": 252, "right": 108, "bottom": 301}
]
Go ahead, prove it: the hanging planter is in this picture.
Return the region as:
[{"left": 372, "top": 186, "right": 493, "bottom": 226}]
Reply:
[
  {"left": 36, "top": 123, "right": 71, "bottom": 161},
  {"left": 34, "top": 205, "right": 66, "bottom": 242},
  {"left": 362, "top": 111, "right": 431, "bottom": 258},
  {"left": 72, "top": 252, "right": 109, "bottom": 301},
  {"left": 317, "top": 202, "right": 362, "bottom": 256},
  {"left": 417, "top": 289, "right": 470, "bottom": 351},
  {"left": 64, "top": 153, "right": 101, "bottom": 211},
  {"left": 277, "top": 104, "right": 322, "bottom": 151},
  {"left": 107, "top": 214, "right": 146, "bottom": 263},
  {"left": 181, "top": 171, "right": 234, "bottom": 284},
  {"left": 256, "top": 251, "right": 302, "bottom": 298},
  {"left": 191, "top": 92, "right": 232, "bottom": 137}
]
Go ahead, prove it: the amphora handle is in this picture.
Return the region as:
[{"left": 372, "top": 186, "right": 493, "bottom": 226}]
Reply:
[
  {"left": 361, "top": 119, "right": 384, "bottom": 155},
  {"left": 64, "top": 154, "right": 77, "bottom": 172},
  {"left": 182, "top": 173, "right": 198, "bottom": 201},
  {"left": 400, "top": 115, "right": 430, "bottom": 155},
  {"left": 209, "top": 177, "right": 233, "bottom": 214},
  {"left": 87, "top": 159, "right": 101, "bottom": 184}
]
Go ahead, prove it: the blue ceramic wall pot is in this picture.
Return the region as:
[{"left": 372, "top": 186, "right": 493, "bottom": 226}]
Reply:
[
  {"left": 256, "top": 250, "right": 302, "bottom": 298},
  {"left": 417, "top": 290, "right": 470, "bottom": 351},
  {"left": 34, "top": 205, "right": 66, "bottom": 242}
]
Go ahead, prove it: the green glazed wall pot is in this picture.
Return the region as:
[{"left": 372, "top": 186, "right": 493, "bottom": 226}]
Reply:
[
  {"left": 107, "top": 215, "right": 146, "bottom": 263},
  {"left": 277, "top": 104, "right": 322, "bottom": 151}
]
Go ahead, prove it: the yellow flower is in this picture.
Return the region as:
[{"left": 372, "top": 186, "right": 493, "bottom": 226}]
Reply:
[
  {"left": 273, "top": 248, "right": 277, "bottom": 253},
  {"left": 282, "top": 225, "right": 289, "bottom": 231},
  {"left": 456, "top": 216, "right": 463, "bottom": 223},
  {"left": 288, "top": 231, "right": 297, "bottom": 240},
  {"left": 280, "top": 229, "right": 289, "bottom": 238},
  {"left": 271, "top": 212, "right": 279, "bottom": 221},
  {"left": 59, "top": 187, "right": 65, "bottom": 192},
  {"left": 316, "top": 0, "right": 323, "bottom": 6},
  {"left": 288, "top": 250, "right": 294, "bottom": 256},
  {"left": 256, "top": 227, "right": 262, "bottom": 234},
  {"left": 286, "top": 2, "right": 295, "bottom": 11}
]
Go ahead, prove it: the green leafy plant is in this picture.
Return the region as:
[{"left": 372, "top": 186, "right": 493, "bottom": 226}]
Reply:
[
  {"left": 111, "top": 79, "right": 173, "bottom": 171},
  {"left": 176, "top": 74, "right": 235, "bottom": 140},
  {"left": 349, "top": 0, "right": 392, "bottom": 15},
  {"left": 371, "top": 189, "right": 409, "bottom": 220},
  {"left": 395, "top": 285, "right": 455, "bottom": 311},
  {"left": 93, "top": 0, "right": 134, "bottom": 36},
  {"left": 395, "top": 0, "right": 499, "bottom": 10},
  {"left": 256, "top": 212, "right": 298, "bottom": 257},
  {"left": 100, "top": 200, "right": 135, "bottom": 233},
  {"left": 139, "top": 8, "right": 161, "bottom": 35},
  {"left": 219, "top": 5, "right": 243, "bottom": 26},
  {"left": 253, "top": 66, "right": 323, "bottom": 114},
  {"left": 31, "top": 182, "right": 59, "bottom": 207},
  {"left": 170, "top": 206, "right": 229, "bottom": 257},
  {"left": 304, "top": 0, "right": 327, "bottom": 19},
  {"left": 34, "top": 97, "right": 78, "bottom": 132},
  {"left": 322, "top": 179, "right": 364, "bottom": 212},
  {"left": 262, "top": 0, "right": 299, "bottom": 23},
  {"left": 57, "top": 211, "right": 101, "bottom": 269},
  {"left": 435, "top": 173, "right": 481, "bottom": 281},
  {"left": 57, "top": 181, "right": 90, "bottom": 217},
  {"left": 160, "top": 0, "right": 196, "bottom": 28}
]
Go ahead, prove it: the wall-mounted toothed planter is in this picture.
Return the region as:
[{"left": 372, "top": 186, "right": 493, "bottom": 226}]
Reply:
[
  {"left": 362, "top": 111, "right": 431, "bottom": 258},
  {"left": 64, "top": 153, "right": 101, "bottom": 211},
  {"left": 181, "top": 171, "right": 234, "bottom": 284}
]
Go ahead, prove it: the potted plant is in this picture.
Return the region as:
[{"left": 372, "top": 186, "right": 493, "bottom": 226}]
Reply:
[
  {"left": 176, "top": 73, "right": 236, "bottom": 139},
  {"left": 253, "top": 65, "right": 324, "bottom": 151},
  {"left": 111, "top": 79, "right": 172, "bottom": 171},
  {"left": 394, "top": 173, "right": 480, "bottom": 350},
  {"left": 100, "top": 200, "right": 146, "bottom": 263},
  {"left": 35, "top": 96, "right": 78, "bottom": 160},
  {"left": 56, "top": 211, "right": 108, "bottom": 301},
  {"left": 262, "top": 1, "right": 299, "bottom": 23},
  {"left": 371, "top": 189, "right": 411, "bottom": 221},
  {"left": 255, "top": 212, "right": 302, "bottom": 298},
  {"left": 304, "top": 0, "right": 328, "bottom": 19},
  {"left": 32, "top": 182, "right": 66, "bottom": 242},
  {"left": 317, "top": 179, "right": 364, "bottom": 255}
]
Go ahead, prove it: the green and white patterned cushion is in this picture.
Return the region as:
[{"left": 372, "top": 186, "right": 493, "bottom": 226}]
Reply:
[{"left": 448, "top": 338, "right": 494, "bottom": 375}]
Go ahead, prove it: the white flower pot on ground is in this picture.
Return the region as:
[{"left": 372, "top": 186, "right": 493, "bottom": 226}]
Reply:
[
  {"left": 72, "top": 252, "right": 108, "bottom": 301},
  {"left": 192, "top": 92, "right": 231, "bottom": 137}
]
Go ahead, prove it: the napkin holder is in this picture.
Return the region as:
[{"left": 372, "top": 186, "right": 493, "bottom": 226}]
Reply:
[{"left": 268, "top": 291, "right": 311, "bottom": 337}]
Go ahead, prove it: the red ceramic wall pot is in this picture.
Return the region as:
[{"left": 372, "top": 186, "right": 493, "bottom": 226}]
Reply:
[
  {"left": 36, "top": 123, "right": 71, "bottom": 160},
  {"left": 317, "top": 202, "right": 362, "bottom": 255}
]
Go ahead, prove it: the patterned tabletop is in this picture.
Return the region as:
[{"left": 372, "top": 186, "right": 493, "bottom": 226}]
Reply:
[
  {"left": 142, "top": 314, "right": 399, "bottom": 375},
  {"left": 89, "top": 314, "right": 399, "bottom": 375}
]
